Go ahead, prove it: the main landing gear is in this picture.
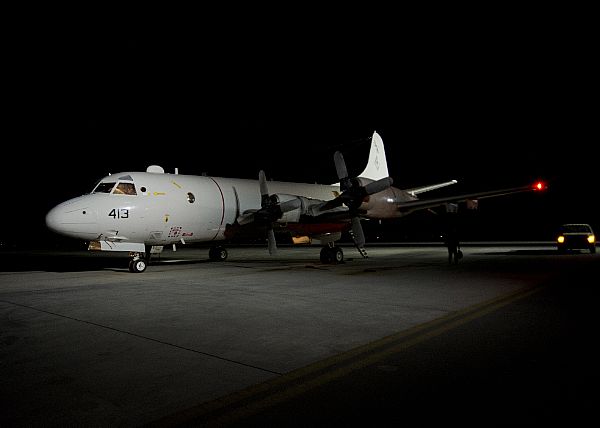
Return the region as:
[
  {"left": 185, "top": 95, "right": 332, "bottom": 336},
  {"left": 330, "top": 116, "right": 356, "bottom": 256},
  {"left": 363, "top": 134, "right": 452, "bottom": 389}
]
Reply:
[
  {"left": 209, "top": 245, "right": 228, "bottom": 261},
  {"left": 320, "top": 244, "right": 344, "bottom": 264}
]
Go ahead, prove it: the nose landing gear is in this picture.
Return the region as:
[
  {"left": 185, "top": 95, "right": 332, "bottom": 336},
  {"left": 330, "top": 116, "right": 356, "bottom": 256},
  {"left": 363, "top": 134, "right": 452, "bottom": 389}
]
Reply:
[
  {"left": 128, "top": 249, "right": 149, "bottom": 273},
  {"left": 128, "top": 255, "right": 147, "bottom": 273}
]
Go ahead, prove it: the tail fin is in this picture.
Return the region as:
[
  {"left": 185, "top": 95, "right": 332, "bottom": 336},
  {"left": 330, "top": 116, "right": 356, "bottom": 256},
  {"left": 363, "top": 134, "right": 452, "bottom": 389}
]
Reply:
[{"left": 358, "top": 131, "right": 389, "bottom": 181}]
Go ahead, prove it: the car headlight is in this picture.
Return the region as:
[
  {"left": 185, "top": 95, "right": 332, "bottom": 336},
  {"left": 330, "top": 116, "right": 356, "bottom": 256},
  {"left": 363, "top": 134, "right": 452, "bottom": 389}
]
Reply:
[
  {"left": 557, "top": 236, "right": 565, "bottom": 244},
  {"left": 588, "top": 235, "right": 596, "bottom": 244}
]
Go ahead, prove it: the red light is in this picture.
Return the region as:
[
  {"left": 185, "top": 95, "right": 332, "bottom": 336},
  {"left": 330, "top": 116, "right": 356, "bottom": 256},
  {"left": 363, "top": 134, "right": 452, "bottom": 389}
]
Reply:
[{"left": 533, "top": 181, "right": 545, "bottom": 191}]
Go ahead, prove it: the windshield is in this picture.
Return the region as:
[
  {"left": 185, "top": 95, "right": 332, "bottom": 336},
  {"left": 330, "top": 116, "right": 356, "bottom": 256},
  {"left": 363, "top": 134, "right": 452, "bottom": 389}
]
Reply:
[
  {"left": 93, "top": 182, "right": 116, "bottom": 193},
  {"left": 92, "top": 181, "right": 137, "bottom": 195},
  {"left": 113, "top": 182, "right": 137, "bottom": 195},
  {"left": 560, "top": 224, "right": 591, "bottom": 233}
]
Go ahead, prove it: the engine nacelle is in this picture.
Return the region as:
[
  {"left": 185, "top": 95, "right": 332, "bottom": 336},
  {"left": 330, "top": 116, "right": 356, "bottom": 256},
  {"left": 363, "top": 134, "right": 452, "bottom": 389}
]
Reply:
[
  {"left": 272, "top": 194, "right": 305, "bottom": 223},
  {"left": 466, "top": 199, "right": 479, "bottom": 210},
  {"left": 359, "top": 187, "right": 397, "bottom": 218}
]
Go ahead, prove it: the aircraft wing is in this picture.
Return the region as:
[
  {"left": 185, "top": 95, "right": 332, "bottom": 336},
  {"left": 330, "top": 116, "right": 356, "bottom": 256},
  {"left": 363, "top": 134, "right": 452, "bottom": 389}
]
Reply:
[
  {"left": 405, "top": 180, "right": 458, "bottom": 196},
  {"left": 396, "top": 182, "right": 545, "bottom": 214}
]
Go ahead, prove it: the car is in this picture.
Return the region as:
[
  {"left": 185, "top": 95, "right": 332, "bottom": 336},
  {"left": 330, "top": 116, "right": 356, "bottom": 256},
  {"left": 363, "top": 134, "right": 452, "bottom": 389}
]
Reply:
[{"left": 556, "top": 223, "right": 596, "bottom": 254}]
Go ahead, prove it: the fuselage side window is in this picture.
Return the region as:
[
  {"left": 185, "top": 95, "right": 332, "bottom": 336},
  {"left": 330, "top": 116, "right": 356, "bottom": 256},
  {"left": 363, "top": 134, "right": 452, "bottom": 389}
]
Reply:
[
  {"left": 94, "top": 182, "right": 116, "bottom": 193},
  {"left": 113, "top": 182, "right": 137, "bottom": 195}
]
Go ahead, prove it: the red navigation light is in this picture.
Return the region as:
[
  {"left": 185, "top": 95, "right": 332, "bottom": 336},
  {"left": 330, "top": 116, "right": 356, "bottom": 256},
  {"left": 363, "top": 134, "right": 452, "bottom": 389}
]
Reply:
[{"left": 533, "top": 181, "right": 546, "bottom": 191}]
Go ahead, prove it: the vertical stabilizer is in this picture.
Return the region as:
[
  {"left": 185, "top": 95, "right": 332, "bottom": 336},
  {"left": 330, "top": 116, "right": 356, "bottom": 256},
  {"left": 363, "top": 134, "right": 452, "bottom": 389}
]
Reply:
[{"left": 358, "top": 131, "right": 389, "bottom": 181}]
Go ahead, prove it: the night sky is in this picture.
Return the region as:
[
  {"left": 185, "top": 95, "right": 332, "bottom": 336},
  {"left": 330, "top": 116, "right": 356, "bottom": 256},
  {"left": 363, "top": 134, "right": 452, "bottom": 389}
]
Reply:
[{"left": 3, "top": 17, "right": 597, "bottom": 248}]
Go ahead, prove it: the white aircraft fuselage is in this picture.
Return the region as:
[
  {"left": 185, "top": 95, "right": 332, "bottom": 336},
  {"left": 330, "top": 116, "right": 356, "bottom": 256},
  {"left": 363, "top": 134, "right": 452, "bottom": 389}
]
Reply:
[{"left": 46, "top": 172, "right": 351, "bottom": 248}]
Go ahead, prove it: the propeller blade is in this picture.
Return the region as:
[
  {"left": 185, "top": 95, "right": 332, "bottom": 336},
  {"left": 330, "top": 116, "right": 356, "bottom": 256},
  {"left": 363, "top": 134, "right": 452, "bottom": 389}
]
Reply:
[
  {"left": 237, "top": 212, "right": 256, "bottom": 226},
  {"left": 351, "top": 216, "right": 365, "bottom": 247},
  {"left": 334, "top": 151, "right": 349, "bottom": 182},
  {"left": 267, "top": 227, "right": 277, "bottom": 255},
  {"left": 279, "top": 198, "right": 301, "bottom": 213},
  {"left": 320, "top": 198, "right": 343, "bottom": 212},
  {"left": 364, "top": 177, "right": 394, "bottom": 195},
  {"left": 259, "top": 170, "right": 269, "bottom": 199}
]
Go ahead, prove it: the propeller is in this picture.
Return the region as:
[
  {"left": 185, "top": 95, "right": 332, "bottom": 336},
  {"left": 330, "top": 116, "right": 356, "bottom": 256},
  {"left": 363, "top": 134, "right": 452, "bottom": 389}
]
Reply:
[
  {"left": 237, "top": 170, "right": 301, "bottom": 254},
  {"left": 325, "top": 151, "right": 393, "bottom": 247}
]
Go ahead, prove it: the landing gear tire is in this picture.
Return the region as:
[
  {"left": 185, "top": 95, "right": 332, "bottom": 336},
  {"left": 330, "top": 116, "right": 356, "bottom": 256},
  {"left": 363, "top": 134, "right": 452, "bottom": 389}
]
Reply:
[
  {"left": 129, "top": 257, "right": 147, "bottom": 273},
  {"left": 320, "top": 246, "right": 343, "bottom": 264},
  {"left": 209, "top": 246, "right": 228, "bottom": 261}
]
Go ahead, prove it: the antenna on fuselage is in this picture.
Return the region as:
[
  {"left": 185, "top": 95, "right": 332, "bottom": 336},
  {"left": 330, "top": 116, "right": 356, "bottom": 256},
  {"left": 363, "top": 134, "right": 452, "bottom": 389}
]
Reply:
[{"left": 146, "top": 165, "right": 165, "bottom": 174}]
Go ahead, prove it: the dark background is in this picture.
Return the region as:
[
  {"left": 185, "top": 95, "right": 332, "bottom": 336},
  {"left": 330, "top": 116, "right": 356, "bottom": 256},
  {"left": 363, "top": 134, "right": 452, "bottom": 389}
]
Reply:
[{"left": 2, "top": 12, "right": 597, "bottom": 248}]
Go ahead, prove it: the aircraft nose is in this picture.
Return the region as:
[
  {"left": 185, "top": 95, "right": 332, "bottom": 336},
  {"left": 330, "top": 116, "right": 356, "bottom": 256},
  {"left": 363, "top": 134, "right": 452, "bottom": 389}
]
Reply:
[
  {"left": 45, "top": 205, "right": 62, "bottom": 234},
  {"left": 45, "top": 197, "right": 98, "bottom": 239}
]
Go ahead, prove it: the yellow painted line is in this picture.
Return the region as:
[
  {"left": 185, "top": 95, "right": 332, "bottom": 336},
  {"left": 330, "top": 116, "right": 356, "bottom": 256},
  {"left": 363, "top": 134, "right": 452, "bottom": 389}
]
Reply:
[
  {"left": 172, "top": 181, "right": 182, "bottom": 189},
  {"left": 149, "top": 284, "right": 544, "bottom": 427}
]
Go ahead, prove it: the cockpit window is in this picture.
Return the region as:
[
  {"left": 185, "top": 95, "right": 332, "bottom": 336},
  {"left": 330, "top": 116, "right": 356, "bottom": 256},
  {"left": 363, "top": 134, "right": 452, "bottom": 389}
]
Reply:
[
  {"left": 113, "top": 182, "right": 137, "bottom": 195},
  {"left": 94, "top": 182, "right": 116, "bottom": 193},
  {"left": 119, "top": 175, "right": 133, "bottom": 181}
]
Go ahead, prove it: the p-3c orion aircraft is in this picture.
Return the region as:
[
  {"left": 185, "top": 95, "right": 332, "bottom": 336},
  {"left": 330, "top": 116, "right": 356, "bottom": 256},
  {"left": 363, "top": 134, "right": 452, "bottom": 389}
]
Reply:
[{"left": 46, "top": 131, "right": 545, "bottom": 272}]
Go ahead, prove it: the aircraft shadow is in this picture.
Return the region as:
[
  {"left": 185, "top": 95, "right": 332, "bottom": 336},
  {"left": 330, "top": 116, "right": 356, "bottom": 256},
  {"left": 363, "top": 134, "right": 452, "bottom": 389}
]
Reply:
[
  {"left": 2, "top": 247, "right": 248, "bottom": 273},
  {"left": 0, "top": 251, "right": 215, "bottom": 273},
  {"left": 0, "top": 251, "right": 131, "bottom": 273},
  {"left": 0, "top": 250, "right": 324, "bottom": 273}
]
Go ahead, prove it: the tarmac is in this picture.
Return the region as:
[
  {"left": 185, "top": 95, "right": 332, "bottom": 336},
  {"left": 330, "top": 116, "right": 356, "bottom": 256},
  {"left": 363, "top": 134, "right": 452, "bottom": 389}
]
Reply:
[{"left": 0, "top": 243, "right": 597, "bottom": 426}]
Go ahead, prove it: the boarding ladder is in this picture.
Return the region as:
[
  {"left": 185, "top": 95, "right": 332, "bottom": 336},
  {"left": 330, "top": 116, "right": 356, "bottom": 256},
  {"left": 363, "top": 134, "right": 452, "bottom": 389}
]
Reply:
[{"left": 348, "top": 229, "right": 369, "bottom": 259}]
